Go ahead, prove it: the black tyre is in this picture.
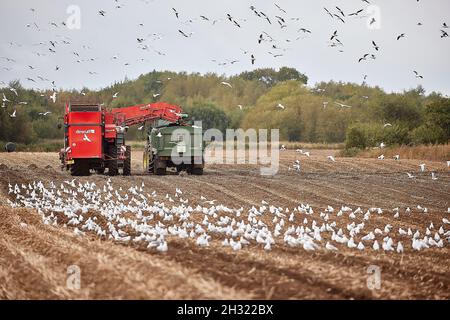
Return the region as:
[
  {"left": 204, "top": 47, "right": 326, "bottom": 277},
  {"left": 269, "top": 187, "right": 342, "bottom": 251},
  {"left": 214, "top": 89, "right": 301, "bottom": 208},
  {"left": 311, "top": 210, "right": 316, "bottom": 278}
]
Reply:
[
  {"left": 191, "top": 167, "right": 204, "bottom": 175},
  {"left": 5, "top": 142, "right": 16, "bottom": 153},
  {"left": 147, "top": 154, "right": 156, "bottom": 174},
  {"left": 148, "top": 159, "right": 154, "bottom": 174},
  {"left": 108, "top": 145, "right": 118, "bottom": 176},
  {"left": 70, "top": 160, "right": 90, "bottom": 176},
  {"left": 143, "top": 149, "right": 155, "bottom": 174},
  {"left": 154, "top": 158, "right": 166, "bottom": 175},
  {"left": 123, "top": 146, "right": 131, "bottom": 176},
  {"left": 95, "top": 168, "right": 105, "bottom": 175},
  {"left": 155, "top": 167, "right": 166, "bottom": 175}
]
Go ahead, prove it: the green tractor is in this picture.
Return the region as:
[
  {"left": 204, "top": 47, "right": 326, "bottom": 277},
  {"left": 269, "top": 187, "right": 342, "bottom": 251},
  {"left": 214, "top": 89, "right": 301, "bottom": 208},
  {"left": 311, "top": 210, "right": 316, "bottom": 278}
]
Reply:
[{"left": 143, "top": 124, "right": 205, "bottom": 175}]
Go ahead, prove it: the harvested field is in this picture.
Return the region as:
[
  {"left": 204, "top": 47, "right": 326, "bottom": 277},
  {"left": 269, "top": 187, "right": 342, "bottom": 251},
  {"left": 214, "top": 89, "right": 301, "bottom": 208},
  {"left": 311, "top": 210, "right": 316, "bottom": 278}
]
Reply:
[
  {"left": 358, "top": 144, "right": 450, "bottom": 162},
  {"left": 0, "top": 150, "right": 449, "bottom": 300}
]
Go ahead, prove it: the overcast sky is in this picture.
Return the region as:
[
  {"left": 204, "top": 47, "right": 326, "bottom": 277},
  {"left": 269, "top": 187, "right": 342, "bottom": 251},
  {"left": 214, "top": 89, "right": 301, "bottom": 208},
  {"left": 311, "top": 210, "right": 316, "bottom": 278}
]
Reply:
[{"left": 0, "top": 0, "right": 449, "bottom": 95}]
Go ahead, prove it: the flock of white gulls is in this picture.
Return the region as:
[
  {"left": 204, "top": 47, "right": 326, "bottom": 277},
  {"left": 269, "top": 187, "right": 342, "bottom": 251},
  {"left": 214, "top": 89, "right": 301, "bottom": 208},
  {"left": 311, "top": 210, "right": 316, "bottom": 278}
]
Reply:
[
  {"left": 7, "top": 178, "right": 450, "bottom": 253},
  {"left": 285, "top": 147, "right": 450, "bottom": 179}
]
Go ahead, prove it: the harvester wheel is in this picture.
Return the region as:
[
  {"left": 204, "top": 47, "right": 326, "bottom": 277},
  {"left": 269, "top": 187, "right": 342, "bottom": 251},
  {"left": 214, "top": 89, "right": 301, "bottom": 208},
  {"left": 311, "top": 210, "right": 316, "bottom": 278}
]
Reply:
[
  {"left": 108, "top": 145, "right": 118, "bottom": 176},
  {"left": 70, "top": 160, "right": 90, "bottom": 176},
  {"left": 123, "top": 146, "right": 131, "bottom": 176}
]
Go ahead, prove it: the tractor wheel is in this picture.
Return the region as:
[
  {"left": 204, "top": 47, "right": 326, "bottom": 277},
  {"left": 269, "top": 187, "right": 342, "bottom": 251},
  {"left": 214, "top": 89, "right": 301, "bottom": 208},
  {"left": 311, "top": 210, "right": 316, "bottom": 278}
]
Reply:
[
  {"left": 70, "top": 160, "right": 90, "bottom": 176},
  {"left": 148, "top": 152, "right": 155, "bottom": 174},
  {"left": 95, "top": 168, "right": 105, "bottom": 175},
  {"left": 191, "top": 167, "right": 204, "bottom": 175},
  {"left": 155, "top": 167, "right": 166, "bottom": 175},
  {"left": 123, "top": 146, "right": 131, "bottom": 176},
  {"left": 148, "top": 159, "right": 155, "bottom": 174},
  {"left": 154, "top": 158, "right": 166, "bottom": 175},
  {"left": 108, "top": 145, "right": 118, "bottom": 176},
  {"left": 143, "top": 150, "right": 149, "bottom": 172}
]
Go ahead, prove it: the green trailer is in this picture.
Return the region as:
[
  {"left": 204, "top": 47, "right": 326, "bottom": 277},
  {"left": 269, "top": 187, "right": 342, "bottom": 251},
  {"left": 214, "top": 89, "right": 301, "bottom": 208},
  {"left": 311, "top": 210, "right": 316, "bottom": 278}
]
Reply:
[{"left": 143, "top": 124, "right": 205, "bottom": 175}]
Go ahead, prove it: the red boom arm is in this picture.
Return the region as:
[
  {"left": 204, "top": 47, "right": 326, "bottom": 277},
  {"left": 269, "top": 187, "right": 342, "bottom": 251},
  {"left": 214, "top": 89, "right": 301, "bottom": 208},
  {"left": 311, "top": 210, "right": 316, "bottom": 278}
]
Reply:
[{"left": 111, "top": 102, "right": 184, "bottom": 127}]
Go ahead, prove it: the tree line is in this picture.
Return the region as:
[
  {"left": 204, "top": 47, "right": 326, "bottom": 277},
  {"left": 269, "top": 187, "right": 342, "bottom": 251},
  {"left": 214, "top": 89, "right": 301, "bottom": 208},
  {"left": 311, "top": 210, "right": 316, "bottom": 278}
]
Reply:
[{"left": 0, "top": 67, "right": 449, "bottom": 152}]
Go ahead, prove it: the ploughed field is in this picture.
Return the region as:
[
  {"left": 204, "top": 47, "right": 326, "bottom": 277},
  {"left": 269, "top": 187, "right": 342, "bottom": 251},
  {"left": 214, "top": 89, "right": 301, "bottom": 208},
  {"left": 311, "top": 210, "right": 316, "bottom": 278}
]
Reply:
[{"left": 0, "top": 150, "right": 449, "bottom": 299}]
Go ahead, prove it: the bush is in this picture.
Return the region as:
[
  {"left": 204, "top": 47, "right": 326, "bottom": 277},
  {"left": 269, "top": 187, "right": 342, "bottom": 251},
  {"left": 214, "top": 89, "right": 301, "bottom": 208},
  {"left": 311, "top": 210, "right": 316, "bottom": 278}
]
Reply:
[
  {"left": 345, "top": 125, "right": 368, "bottom": 149},
  {"left": 339, "top": 147, "right": 361, "bottom": 157},
  {"left": 382, "top": 123, "right": 411, "bottom": 145},
  {"left": 409, "top": 124, "right": 447, "bottom": 145},
  {"left": 345, "top": 122, "right": 412, "bottom": 150},
  {"left": 0, "top": 140, "right": 62, "bottom": 152},
  {"left": 32, "top": 117, "right": 61, "bottom": 139}
]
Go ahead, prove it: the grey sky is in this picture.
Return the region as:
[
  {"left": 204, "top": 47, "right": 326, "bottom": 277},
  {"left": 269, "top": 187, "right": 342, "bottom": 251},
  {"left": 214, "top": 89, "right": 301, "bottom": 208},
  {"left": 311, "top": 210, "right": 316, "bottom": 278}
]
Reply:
[{"left": 0, "top": 0, "right": 449, "bottom": 95}]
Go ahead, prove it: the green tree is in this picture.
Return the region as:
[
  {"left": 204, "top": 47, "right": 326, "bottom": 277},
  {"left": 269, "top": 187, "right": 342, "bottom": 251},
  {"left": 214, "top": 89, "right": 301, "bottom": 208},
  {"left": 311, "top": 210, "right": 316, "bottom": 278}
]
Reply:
[
  {"left": 410, "top": 124, "right": 446, "bottom": 145},
  {"left": 239, "top": 67, "right": 307, "bottom": 86},
  {"left": 424, "top": 98, "right": 450, "bottom": 138},
  {"left": 185, "top": 102, "right": 230, "bottom": 133}
]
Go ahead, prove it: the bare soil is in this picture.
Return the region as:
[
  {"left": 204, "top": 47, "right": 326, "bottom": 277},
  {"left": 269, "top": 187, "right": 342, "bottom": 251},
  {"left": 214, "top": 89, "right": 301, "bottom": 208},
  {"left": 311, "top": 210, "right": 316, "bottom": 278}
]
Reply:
[{"left": 0, "top": 150, "right": 449, "bottom": 300}]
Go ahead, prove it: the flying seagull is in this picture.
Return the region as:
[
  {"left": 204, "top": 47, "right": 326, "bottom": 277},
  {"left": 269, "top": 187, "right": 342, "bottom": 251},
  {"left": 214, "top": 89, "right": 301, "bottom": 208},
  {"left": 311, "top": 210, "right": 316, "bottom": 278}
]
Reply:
[
  {"left": 2, "top": 93, "right": 10, "bottom": 102},
  {"left": 172, "top": 8, "right": 179, "bottom": 19},
  {"left": 372, "top": 40, "right": 379, "bottom": 51},
  {"left": 49, "top": 91, "right": 57, "bottom": 103},
  {"left": 9, "top": 88, "right": 18, "bottom": 96},
  {"left": 413, "top": 70, "right": 423, "bottom": 79},
  {"left": 334, "top": 102, "right": 352, "bottom": 108},
  {"left": 274, "top": 3, "right": 286, "bottom": 13},
  {"left": 178, "top": 30, "right": 192, "bottom": 38}
]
